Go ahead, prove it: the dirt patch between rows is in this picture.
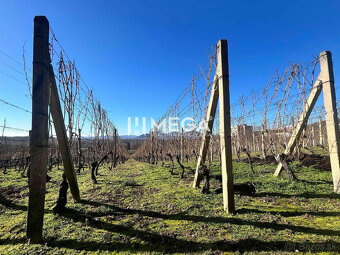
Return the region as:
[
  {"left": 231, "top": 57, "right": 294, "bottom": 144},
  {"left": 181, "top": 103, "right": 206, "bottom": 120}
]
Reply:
[
  {"left": 0, "top": 186, "right": 27, "bottom": 199},
  {"left": 298, "top": 153, "right": 331, "bottom": 171},
  {"left": 240, "top": 153, "right": 331, "bottom": 171}
]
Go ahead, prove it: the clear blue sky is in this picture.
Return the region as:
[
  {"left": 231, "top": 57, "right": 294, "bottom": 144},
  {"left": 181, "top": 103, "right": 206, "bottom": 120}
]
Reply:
[{"left": 0, "top": 0, "right": 339, "bottom": 135}]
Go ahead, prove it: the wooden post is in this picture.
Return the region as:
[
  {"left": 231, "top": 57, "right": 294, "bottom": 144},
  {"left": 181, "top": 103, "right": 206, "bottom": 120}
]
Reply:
[
  {"left": 252, "top": 129, "right": 256, "bottom": 153},
  {"left": 113, "top": 128, "right": 117, "bottom": 167},
  {"left": 155, "top": 131, "right": 158, "bottom": 164},
  {"left": 192, "top": 73, "right": 218, "bottom": 187},
  {"left": 274, "top": 77, "right": 322, "bottom": 176},
  {"left": 217, "top": 40, "right": 235, "bottom": 213},
  {"left": 320, "top": 51, "right": 340, "bottom": 193},
  {"left": 312, "top": 125, "right": 315, "bottom": 147},
  {"left": 210, "top": 135, "right": 214, "bottom": 162},
  {"left": 78, "top": 128, "right": 82, "bottom": 171},
  {"left": 318, "top": 117, "right": 323, "bottom": 146},
  {"left": 302, "top": 128, "right": 306, "bottom": 148},
  {"left": 49, "top": 63, "right": 80, "bottom": 201},
  {"left": 261, "top": 124, "right": 266, "bottom": 159},
  {"left": 27, "top": 16, "right": 50, "bottom": 243},
  {"left": 274, "top": 51, "right": 339, "bottom": 184},
  {"left": 192, "top": 40, "right": 234, "bottom": 213},
  {"left": 238, "top": 126, "right": 241, "bottom": 149},
  {"left": 4, "top": 136, "right": 8, "bottom": 151},
  {"left": 180, "top": 128, "right": 184, "bottom": 162},
  {"left": 150, "top": 131, "right": 154, "bottom": 164}
]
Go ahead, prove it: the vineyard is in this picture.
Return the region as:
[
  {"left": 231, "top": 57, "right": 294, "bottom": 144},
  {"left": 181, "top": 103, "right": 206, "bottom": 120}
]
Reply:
[{"left": 0, "top": 15, "right": 340, "bottom": 254}]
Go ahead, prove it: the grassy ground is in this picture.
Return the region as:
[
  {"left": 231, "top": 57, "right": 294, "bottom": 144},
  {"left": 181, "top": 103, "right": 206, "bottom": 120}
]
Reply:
[{"left": 0, "top": 158, "right": 339, "bottom": 254}]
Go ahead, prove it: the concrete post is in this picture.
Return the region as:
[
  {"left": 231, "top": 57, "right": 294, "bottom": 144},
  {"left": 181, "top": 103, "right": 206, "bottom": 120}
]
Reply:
[
  {"left": 217, "top": 40, "right": 235, "bottom": 213},
  {"left": 320, "top": 51, "right": 340, "bottom": 193},
  {"left": 27, "top": 16, "right": 50, "bottom": 243}
]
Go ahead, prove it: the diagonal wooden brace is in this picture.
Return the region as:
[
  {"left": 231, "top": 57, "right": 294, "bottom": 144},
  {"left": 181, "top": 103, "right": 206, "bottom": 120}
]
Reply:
[
  {"left": 274, "top": 78, "right": 322, "bottom": 177},
  {"left": 48, "top": 63, "right": 81, "bottom": 201}
]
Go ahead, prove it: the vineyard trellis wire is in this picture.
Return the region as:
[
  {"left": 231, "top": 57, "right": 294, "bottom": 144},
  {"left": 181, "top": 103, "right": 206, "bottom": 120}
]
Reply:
[
  {"left": 0, "top": 16, "right": 129, "bottom": 243},
  {"left": 0, "top": 15, "right": 339, "bottom": 244},
  {"left": 132, "top": 41, "right": 340, "bottom": 200}
]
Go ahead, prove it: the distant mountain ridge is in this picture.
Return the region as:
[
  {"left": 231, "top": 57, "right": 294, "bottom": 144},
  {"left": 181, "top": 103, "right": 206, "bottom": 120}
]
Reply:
[
  {"left": 120, "top": 131, "right": 203, "bottom": 140},
  {"left": 120, "top": 134, "right": 149, "bottom": 140}
]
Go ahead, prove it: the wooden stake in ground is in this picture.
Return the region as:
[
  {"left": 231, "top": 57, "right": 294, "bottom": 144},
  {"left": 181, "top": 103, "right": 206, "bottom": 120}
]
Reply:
[
  {"left": 77, "top": 128, "right": 82, "bottom": 172},
  {"left": 193, "top": 40, "right": 234, "bottom": 213},
  {"left": 318, "top": 117, "right": 323, "bottom": 146},
  {"left": 217, "top": 40, "right": 235, "bottom": 213},
  {"left": 274, "top": 77, "right": 322, "bottom": 176},
  {"left": 27, "top": 16, "right": 50, "bottom": 243},
  {"left": 192, "top": 74, "right": 218, "bottom": 187},
  {"left": 150, "top": 131, "right": 154, "bottom": 164},
  {"left": 274, "top": 51, "right": 340, "bottom": 193},
  {"left": 113, "top": 128, "right": 117, "bottom": 167},
  {"left": 180, "top": 128, "right": 184, "bottom": 162},
  {"left": 320, "top": 51, "right": 340, "bottom": 193},
  {"left": 49, "top": 63, "right": 81, "bottom": 201}
]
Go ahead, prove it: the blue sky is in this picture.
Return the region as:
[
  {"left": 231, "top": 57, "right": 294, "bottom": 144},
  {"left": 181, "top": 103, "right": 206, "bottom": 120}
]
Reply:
[{"left": 0, "top": 0, "right": 340, "bottom": 135}]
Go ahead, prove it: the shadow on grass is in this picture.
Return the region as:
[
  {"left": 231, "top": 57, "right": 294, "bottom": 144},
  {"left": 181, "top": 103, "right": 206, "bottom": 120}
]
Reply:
[
  {"left": 236, "top": 208, "right": 340, "bottom": 217},
  {"left": 0, "top": 236, "right": 338, "bottom": 253},
  {"left": 0, "top": 194, "right": 27, "bottom": 211},
  {"left": 79, "top": 200, "right": 340, "bottom": 237},
  {"left": 297, "top": 179, "right": 333, "bottom": 185},
  {"left": 1, "top": 197, "right": 339, "bottom": 253},
  {"left": 0, "top": 193, "right": 51, "bottom": 214},
  {"left": 248, "top": 192, "right": 340, "bottom": 199}
]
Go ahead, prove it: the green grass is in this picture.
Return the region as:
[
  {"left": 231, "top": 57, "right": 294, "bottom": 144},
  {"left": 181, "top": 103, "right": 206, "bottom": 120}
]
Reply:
[{"left": 0, "top": 158, "right": 339, "bottom": 254}]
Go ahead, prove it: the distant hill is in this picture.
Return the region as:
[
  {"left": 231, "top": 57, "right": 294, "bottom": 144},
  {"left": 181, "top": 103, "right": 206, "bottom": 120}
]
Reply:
[
  {"left": 119, "top": 135, "right": 137, "bottom": 139},
  {"left": 120, "top": 131, "right": 204, "bottom": 141},
  {"left": 135, "top": 134, "right": 149, "bottom": 139},
  {"left": 120, "top": 134, "right": 149, "bottom": 140}
]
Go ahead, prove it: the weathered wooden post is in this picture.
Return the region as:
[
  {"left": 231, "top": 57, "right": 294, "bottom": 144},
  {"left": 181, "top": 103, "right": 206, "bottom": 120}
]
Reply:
[
  {"left": 180, "top": 128, "right": 184, "bottom": 162},
  {"left": 150, "top": 131, "right": 154, "bottom": 164},
  {"left": 318, "top": 117, "right": 323, "bottom": 146},
  {"left": 274, "top": 77, "right": 322, "bottom": 176},
  {"left": 261, "top": 124, "right": 266, "bottom": 159},
  {"left": 78, "top": 128, "right": 82, "bottom": 171},
  {"left": 252, "top": 129, "right": 256, "bottom": 153},
  {"left": 192, "top": 74, "right": 218, "bottom": 187},
  {"left": 192, "top": 40, "right": 234, "bottom": 213},
  {"left": 302, "top": 128, "right": 306, "bottom": 148},
  {"left": 155, "top": 131, "right": 158, "bottom": 164},
  {"left": 210, "top": 136, "right": 214, "bottom": 162},
  {"left": 274, "top": 51, "right": 340, "bottom": 193},
  {"left": 27, "top": 16, "right": 50, "bottom": 243},
  {"left": 49, "top": 62, "right": 80, "bottom": 201},
  {"left": 320, "top": 51, "right": 340, "bottom": 193},
  {"left": 113, "top": 128, "right": 117, "bottom": 167},
  {"left": 312, "top": 125, "right": 315, "bottom": 147},
  {"left": 217, "top": 40, "right": 235, "bottom": 213}
]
